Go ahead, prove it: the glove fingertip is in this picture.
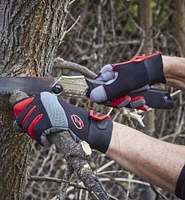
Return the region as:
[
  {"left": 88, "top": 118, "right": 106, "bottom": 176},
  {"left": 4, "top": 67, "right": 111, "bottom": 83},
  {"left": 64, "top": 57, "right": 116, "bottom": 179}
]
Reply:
[
  {"left": 13, "top": 121, "right": 24, "bottom": 133},
  {"left": 137, "top": 105, "right": 149, "bottom": 111},
  {"left": 13, "top": 96, "right": 34, "bottom": 117},
  {"left": 130, "top": 96, "right": 146, "bottom": 108},
  {"left": 111, "top": 95, "right": 131, "bottom": 108},
  {"left": 99, "top": 64, "right": 112, "bottom": 74},
  {"left": 41, "top": 133, "right": 51, "bottom": 147}
]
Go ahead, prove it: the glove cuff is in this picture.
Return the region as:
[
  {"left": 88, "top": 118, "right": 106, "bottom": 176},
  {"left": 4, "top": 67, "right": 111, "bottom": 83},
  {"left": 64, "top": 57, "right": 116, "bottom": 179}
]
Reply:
[
  {"left": 175, "top": 164, "right": 185, "bottom": 199},
  {"left": 87, "top": 110, "right": 113, "bottom": 153},
  {"left": 144, "top": 51, "right": 166, "bottom": 85}
]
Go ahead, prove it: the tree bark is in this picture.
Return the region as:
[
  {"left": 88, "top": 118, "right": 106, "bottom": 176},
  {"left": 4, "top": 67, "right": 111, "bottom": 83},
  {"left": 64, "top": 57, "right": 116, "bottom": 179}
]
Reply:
[
  {"left": 0, "top": 94, "right": 31, "bottom": 200},
  {"left": 0, "top": 0, "right": 69, "bottom": 199}
]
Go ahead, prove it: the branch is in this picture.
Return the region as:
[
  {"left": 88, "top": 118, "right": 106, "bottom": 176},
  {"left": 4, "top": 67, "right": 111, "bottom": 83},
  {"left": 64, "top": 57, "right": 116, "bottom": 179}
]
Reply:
[
  {"left": 48, "top": 131, "right": 110, "bottom": 200},
  {"left": 150, "top": 184, "right": 169, "bottom": 200},
  {"left": 123, "top": 4, "right": 146, "bottom": 57},
  {"left": 28, "top": 175, "right": 87, "bottom": 190},
  {"left": 53, "top": 57, "right": 97, "bottom": 78},
  {"left": 107, "top": 107, "right": 145, "bottom": 127},
  {"left": 56, "top": 167, "right": 73, "bottom": 200},
  {"left": 59, "top": 15, "right": 81, "bottom": 44}
]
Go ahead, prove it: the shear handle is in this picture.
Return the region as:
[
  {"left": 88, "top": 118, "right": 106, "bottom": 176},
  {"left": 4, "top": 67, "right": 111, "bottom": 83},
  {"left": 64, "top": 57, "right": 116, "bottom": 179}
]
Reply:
[{"left": 85, "top": 78, "right": 174, "bottom": 109}]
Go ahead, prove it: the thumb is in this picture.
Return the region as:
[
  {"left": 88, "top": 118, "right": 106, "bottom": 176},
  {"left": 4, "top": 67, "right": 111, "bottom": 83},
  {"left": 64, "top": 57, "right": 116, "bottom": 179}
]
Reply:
[
  {"left": 89, "top": 85, "right": 108, "bottom": 103},
  {"left": 86, "top": 72, "right": 118, "bottom": 103},
  {"left": 96, "top": 64, "right": 115, "bottom": 82}
]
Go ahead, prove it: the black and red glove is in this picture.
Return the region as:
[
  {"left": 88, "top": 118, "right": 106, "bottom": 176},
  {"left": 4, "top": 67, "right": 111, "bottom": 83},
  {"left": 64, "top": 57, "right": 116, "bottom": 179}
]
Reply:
[
  {"left": 87, "top": 51, "right": 166, "bottom": 111},
  {"left": 13, "top": 92, "right": 113, "bottom": 153}
]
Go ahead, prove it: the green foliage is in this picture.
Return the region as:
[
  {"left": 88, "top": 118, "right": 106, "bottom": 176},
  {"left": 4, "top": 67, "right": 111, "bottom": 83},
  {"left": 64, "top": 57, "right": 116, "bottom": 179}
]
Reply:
[
  {"left": 80, "top": 0, "right": 86, "bottom": 5},
  {"left": 128, "top": 2, "right": 138, "bottom": 17},
  {"left": 125, "top": 20, "right": 137, "bottom": 33},
  {"left": 151, "top": 0, "right": 171, "bottom": 25}
]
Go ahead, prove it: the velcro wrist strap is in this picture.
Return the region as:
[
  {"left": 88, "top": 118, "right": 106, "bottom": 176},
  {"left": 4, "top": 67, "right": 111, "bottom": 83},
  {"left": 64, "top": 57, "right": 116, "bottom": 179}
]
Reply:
[{"left": 88, "top": 112, "right": 113, "bottom": 153}]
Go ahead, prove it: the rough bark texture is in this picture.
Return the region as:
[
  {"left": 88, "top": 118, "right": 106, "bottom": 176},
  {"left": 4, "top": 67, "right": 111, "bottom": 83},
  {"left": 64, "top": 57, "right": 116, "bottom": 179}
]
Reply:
[
  {"left": 0, "top": 0, "right": 69, "bottom": 199},
  {"left": 0, "top": 94, "right": 31, "bottom": 200},
  {"left": 0, "top": 0, "right": 68, "bottom": 76}
]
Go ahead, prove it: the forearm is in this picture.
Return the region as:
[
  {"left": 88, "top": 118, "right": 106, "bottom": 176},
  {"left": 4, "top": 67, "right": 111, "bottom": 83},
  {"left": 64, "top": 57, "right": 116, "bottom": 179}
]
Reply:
[
  {"left": 106, "top": 122, "right": 185, "bottom": 193},
  {"left": 162, "top": 55, "right": 185, "bottom": 90}
]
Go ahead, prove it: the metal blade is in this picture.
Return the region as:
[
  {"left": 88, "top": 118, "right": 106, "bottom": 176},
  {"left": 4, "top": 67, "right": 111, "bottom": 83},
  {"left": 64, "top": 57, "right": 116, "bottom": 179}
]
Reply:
[
  {"left": 57, "top": 76, "right": 88, "bottom": 99},
  {"left": 0, "top": 77, "right": 54, "bottom": 94},
  {"left": 0, "top": 76, "right": 89, "bottom": 99}
]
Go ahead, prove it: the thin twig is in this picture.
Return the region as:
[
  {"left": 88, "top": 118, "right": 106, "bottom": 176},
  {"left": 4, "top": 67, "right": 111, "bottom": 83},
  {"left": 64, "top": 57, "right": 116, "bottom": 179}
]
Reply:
[
  {"left": 170, "top": 90, "right": 182, "bottom": 97},
  {"left": 56, "top": 167, "right": 73, "bottom": 200},
  {"left": 96, "top": 160, "right": 115, "bottom": 173},
  {"left": 59, "top": 15, "right": 81, "bottom": 44},
  {"left": 99, "top": 177, "right": 150, "bottom": 186},
  {"left": 123, "top": 4, "right": 146, "bottom": 57},
  {"left": 150, "top": 184, "right": 169, "bottom": 200},
  {"left": 28, "top": 175, "right": 87, "bottom": 190},
  {"left": 122, "top": 108, "right": 145, "bottom": 127}
]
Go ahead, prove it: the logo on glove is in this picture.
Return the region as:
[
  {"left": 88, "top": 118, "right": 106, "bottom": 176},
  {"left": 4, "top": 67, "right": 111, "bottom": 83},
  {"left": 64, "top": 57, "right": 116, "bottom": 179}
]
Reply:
[{"left": 71, "top": 114, "right": 84, "bottom": 130}]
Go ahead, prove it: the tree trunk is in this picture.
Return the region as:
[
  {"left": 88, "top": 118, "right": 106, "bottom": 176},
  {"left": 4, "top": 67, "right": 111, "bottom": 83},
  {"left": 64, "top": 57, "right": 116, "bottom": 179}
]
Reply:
[
  {"left": 138, "top": 2, "right": 156, "bottom": 199},
  {"left": 0, "top": 0, "right": 69, "bottom": 199},
  {"left": 139, "top": 0, "right": 155, "bottom": 136},
  {"left": 139, "top": 0, "right": 153, "bottom": 53},
  {"left": 171, "top": 0, "right": 185, "bottom": 56}
]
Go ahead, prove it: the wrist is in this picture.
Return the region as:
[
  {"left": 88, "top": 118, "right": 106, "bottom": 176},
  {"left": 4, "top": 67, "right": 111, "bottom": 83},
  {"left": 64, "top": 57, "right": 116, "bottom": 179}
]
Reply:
[
  {"left": 162, "top": 55, "right": 185, "bottom": 90},
  {"left": 88, "top": 111, "right": 113, "bottom": 153},
  {"left": 162, "top": 55, "right": 173, "bottom": 83}
]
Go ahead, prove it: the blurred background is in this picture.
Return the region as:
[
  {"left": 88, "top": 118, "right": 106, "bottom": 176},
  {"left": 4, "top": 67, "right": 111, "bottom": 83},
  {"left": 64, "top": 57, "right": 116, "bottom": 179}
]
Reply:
[{"left": 25, "top": 0, "right": 185, "bottom": 199}]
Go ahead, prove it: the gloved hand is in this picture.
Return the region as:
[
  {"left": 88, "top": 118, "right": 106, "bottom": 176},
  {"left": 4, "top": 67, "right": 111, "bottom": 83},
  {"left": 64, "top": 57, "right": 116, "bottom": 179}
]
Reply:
[
  {"left": 13, "top": 92, "right": 113, "bottom": 153},
  {"left": 87, "top": 51, "right": 166, "bottom": 111}
]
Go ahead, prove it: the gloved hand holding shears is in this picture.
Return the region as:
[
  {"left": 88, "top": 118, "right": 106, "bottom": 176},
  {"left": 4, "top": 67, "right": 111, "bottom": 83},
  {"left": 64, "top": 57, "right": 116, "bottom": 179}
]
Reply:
[
  {"left": 86, "top": 51, "right": 166, "bottom": 111},
  {"left": 11, "top": 51, "right": 173, "bottom": 153}
]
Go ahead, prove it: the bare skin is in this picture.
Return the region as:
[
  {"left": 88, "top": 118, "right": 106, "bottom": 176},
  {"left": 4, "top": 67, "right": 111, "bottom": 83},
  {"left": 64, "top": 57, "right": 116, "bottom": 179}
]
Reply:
[
  {"left": 163, "top": 55, "right": 185, "bottom": 90},
  {"left": 106, "top": 55, "right": 185, "bottom": 194},
  {"left": 106, "top": 122, "right": 185, "bottom": 193}
]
